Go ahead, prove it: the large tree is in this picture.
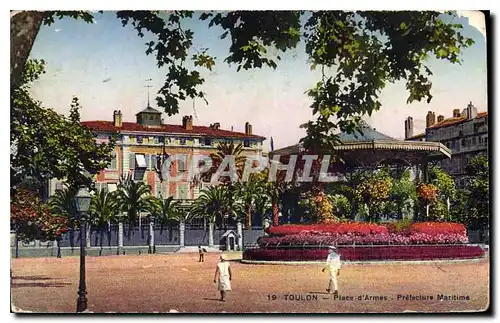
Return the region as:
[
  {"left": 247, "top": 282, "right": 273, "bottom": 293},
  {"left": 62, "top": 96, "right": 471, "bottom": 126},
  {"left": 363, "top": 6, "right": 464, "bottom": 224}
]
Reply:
[
  {"left": 12, "top": 10, "right": 474, "bottom": 145},
  {"left": 11, "top": 59, "right": 116, "bottom": 194}
]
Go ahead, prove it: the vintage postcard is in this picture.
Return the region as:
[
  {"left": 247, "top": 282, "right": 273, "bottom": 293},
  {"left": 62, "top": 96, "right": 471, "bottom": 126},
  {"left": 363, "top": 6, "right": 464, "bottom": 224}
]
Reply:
[{"left": 10, "top": 8, "right": 490, "bottom": 314}]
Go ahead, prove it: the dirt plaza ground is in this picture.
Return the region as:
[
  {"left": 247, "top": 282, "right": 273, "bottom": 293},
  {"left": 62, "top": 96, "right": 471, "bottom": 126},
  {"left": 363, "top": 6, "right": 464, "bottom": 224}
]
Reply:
[{"left": 11, "top": 252, "right": 489, "bottom": 313}]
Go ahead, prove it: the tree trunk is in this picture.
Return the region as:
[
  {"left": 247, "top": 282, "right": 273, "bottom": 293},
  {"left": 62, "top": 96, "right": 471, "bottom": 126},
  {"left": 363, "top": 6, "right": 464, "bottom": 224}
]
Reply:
[
  {"left": 272, "top": 194, "right": 279, "bottom": 226},
  {"left": 56, "top": 236, "right": 61, "bottom": 258},
  {"left": 246, "top": 204, "right": 252, "bottom": 229},
  {"left": 99, "top": 227, "right": 104, "bottom": 256},
  {"left": 117, "top": 221, "right": 124, "bottom": 255},
  {"left": 426, "top": 203, "right": 430, "bottom": 218},
  {"left": 148, "top": 218, "right": 154, "bottom": 254},
  {"left": 208, "top": 221, "right": 214, "bottom": 247},
  {"left": 10, "top": 11, "right": 45, "bottom": 89},
  {"left": 14, "top": 231, "right": 19, "bottom": 259}
]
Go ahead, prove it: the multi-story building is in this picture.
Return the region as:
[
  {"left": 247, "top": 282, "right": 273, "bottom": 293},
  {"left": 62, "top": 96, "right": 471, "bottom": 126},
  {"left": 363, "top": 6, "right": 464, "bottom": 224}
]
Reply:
[
  {"left": 49, "top": 105, "right": 266, "bottom": 200},
  {"left": 404, "top": 102, "right": 488, "bottom": 186}
]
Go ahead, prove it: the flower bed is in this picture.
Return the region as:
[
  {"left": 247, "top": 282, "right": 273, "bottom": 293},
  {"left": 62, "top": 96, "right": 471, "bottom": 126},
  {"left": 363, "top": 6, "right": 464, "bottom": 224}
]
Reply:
[
  {"left": 266, "top": 223, "right": 388, "bottom": 236},
  {"left": 243, "top": 245, "right": 485, "bottom": 262},
  {"left": 263, "top": 222, "right": 469, "bottom": 246},
  {"left": 258, "top": 232, "right": 468, "bottom": 246}
]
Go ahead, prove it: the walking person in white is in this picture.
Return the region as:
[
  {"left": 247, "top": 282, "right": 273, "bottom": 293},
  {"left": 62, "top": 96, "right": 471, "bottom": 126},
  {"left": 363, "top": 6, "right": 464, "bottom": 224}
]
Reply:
[
  {"left": 213, "top": 254, "right": 232, "bottom": 302},
  {"left": 322, "top": 246, "right": 341, "bottom": 295}
]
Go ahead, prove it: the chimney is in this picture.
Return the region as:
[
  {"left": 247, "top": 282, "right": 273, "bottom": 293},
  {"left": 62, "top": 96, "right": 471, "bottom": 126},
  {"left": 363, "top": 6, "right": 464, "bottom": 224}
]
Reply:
[
  {"left": 437, "top": 115, "right": 444, "bottom": 123},
  {"left": 426, "top": 111, "right": 436, "bottom": 128},
  {"left": 466, "top": 101, "right": 477, "bottom": 120},
  {"left": 404, "top": 116, "right": 414, "bottom": 139},
  {"left": 113, "top": 110, "right": 123, "bottom": 127},
  {"left": 245, "top": 122, "right": 252, "bottom": 135},
  {"left": 453, "top": 109, "right": 461, "bottom": 118},
  {"left": 182, "top": 115, "right": 193, "bottom": 130},
  {"left": 210, "top": 122, "right": 220, "bottom": 130}
]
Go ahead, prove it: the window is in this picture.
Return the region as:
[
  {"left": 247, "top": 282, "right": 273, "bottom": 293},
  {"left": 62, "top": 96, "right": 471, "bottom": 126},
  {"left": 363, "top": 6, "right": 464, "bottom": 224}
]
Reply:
[
  {"left": 55, "top": 182, "right": 64, "bottom": 192},
  {"left": 244, "top": 140, "right": 250, "bottom": 147},
  {"left": 177, "top": 159, "right": 187, "bottom": 172},
  {"left": 96, "top": 183, "right": 108, "bottom": 193},
  {"left": 472, "top": 137, "right": 477, "bottom": 145},
  {"left": 176, "top": 184, "right": 189, "bottom": 199},
  {"left": 180, "top": 138, "right": 186, "bottom": 145},
  {"left": 135, "top": 154, "right": 147, "bottom": 168},
  {"left": 159, "top": 136, "right": 165, "bottom": 144},
  {"left": 462, "top": 139, "right": 466, "bottom": 146},
  {"left": 154, "top": 137, "right": 159, "bottom": 144},
  {"left": 109, "top": 152, "right": 117, "bottom": 170},
  {"left": 129, "top": 152, "right": 136, "bottom": 169},
  {"left": 107, "top": 183, "right": 118, "bottom": 193},
  {"left": 137, "top": 136, "right": 143, "bottom": 144},
  {"left": 149, "top": 114, "right": 154, "bottom": 120},
  {"left": 151, "top": 155, "right": 157, "bottom": 170},
  {"left": 204, "top": 137, "right": 212, "bottom": 146}
]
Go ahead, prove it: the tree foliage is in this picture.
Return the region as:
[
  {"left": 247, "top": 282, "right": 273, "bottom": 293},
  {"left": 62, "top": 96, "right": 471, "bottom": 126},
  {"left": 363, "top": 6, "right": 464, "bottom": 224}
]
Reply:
[
  {"left": 115, "top": 174, "right": 153, "bottom": 224},
  {"left": 453, "top": 155, "right": 489, "bottom": 229},
  {"left": 191, "top": 185, "right": 238, "bottom": 226},
  {"left": 11, "top": 59, "right": 116, "bottom": 193},
  {"left": 11, "top": 189, "right": 70, "bottom": 242},
  {"left": 12, "top": 10, "right": 474, "bottom": 148}
]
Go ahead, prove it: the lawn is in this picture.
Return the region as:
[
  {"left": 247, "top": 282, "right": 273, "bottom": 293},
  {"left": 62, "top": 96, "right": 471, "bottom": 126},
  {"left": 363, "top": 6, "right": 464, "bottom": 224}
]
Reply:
[{"left": 11, "top": 253, "right": 489, "bottom": 313}]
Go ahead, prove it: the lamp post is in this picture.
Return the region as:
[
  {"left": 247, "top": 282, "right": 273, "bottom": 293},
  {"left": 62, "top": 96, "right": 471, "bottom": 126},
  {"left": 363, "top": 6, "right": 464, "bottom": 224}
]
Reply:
[{"left": 74, "top": 187, "right": 92, "bottom": 313}]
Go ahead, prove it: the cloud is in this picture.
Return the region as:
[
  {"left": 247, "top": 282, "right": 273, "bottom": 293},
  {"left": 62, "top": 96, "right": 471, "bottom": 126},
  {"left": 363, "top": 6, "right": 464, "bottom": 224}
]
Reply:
[{"left": 54, "top": 29, "right": 62, "bottom": 32}]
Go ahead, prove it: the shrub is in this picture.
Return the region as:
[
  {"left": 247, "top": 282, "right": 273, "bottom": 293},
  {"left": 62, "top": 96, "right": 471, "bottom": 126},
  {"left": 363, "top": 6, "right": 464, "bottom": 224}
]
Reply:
[{"left": 243, "top": 245, "right": 485, "bottom": 262}]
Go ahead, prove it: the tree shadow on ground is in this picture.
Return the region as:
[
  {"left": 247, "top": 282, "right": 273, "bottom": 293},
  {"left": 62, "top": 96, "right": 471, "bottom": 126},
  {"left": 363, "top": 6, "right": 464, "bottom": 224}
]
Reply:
[
  {"left": 11, "top": 275, "right": 63, "bottom": 281},
  {"left": 11, "top": 282, "right": 71, "bottom": 288}
]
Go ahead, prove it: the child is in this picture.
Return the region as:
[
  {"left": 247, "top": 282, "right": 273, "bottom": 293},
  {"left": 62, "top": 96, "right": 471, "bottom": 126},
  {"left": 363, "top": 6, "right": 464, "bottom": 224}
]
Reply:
[
  {"left": 322, "top": 246, "right": 341, "bottom": 295},
  {"left": 198, "top": 245, "right": 206, "bottom": 262},
  {"left": 213, "top": 254, "right": 232, "bottom": 302}
]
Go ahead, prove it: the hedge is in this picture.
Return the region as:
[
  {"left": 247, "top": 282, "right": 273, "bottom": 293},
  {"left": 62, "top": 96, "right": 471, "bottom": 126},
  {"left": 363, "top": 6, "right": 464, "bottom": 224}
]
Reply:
[{"left": 243, "top": 245, "right": 485, "bottom": 262}]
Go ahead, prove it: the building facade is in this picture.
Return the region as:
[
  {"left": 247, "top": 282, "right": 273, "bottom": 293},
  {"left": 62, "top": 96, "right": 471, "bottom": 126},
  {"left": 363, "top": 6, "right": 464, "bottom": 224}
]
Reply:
[
  {"left": 49, "top": 106, "right": 266, "bottom": 200},
  {"left": 404, "top": 102, "right": 488, "bottom": 186}
]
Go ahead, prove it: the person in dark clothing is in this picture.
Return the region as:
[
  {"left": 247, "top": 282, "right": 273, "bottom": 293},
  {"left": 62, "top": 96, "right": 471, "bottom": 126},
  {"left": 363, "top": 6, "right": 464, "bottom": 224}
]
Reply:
[{"left": 199, "top": 245, "right": 206, "bottom": 262}]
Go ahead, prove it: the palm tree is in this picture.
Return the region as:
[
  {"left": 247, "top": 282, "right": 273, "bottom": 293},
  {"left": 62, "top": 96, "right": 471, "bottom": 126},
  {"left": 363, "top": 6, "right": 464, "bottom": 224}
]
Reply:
[
  {"left": 88, "top": 189, "right": 118, "bottom": 256},
  {"left": 191, "top": 186, "right": 238, "bottom": 247},
  {"left": 202, "top": 142, "right": 246, "bottom": 183},
  {"left": 151, "top": 196, "right": 182, "bottom": 235},
  {"left": 48, "top": 186, "right": 78, "bottom": 257},
  {"left": 235, "top": 175, "right": 266, "bottom": 228},
  {"left": 115, "top": 174, "right": 153, "bottom": 238}
]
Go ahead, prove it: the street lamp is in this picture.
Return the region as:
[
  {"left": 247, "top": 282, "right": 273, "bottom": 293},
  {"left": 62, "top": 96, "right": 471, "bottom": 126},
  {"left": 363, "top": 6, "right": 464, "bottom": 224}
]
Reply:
[{"left": 74, "top": 187, "right": 92, "bottom": 313}]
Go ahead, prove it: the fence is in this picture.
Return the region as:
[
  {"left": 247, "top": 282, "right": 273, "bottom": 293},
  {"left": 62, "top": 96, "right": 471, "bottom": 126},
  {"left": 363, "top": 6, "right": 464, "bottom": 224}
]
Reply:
[{"left": 12, "top": 224, "right": 266, "bottom": 250}]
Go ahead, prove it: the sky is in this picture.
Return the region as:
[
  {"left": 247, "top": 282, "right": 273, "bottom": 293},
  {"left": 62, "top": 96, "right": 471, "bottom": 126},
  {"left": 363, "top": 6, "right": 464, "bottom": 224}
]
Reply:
[{"left": 28, "top": 11, "right": 488, "bottom": 151}]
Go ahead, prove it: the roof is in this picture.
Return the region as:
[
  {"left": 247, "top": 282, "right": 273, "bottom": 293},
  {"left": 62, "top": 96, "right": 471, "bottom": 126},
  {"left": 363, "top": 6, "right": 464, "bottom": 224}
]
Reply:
[
  {"left": 221, "top": 230, "right": 240, "bottom": 238},
  {"left": 272, "top": 140, "right": 451, "bottom": 159},
  {"left": 428, "top": 111, "right": 488, "bottom": 129},
  {"left": 338, "top": 126, "right": 395, "bottom": 142},
  {"left": 81, "top": 121, "right": 266, "bottom": 140},
  {"left": 135, "top": 106, "right": 162, "bottom": 115}
]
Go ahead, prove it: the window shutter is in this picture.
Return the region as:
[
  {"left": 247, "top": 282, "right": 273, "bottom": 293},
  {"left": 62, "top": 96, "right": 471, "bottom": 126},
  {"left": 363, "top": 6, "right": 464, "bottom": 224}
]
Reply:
[
  {"left": 129, "top": 152, "right": 136, "bottom": 169},
  {"left": 110, "top": 152, "right": 117, "bottom": 169},
  {"left": 151, "top": 155, "right": 157, "bottom": 170}
]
